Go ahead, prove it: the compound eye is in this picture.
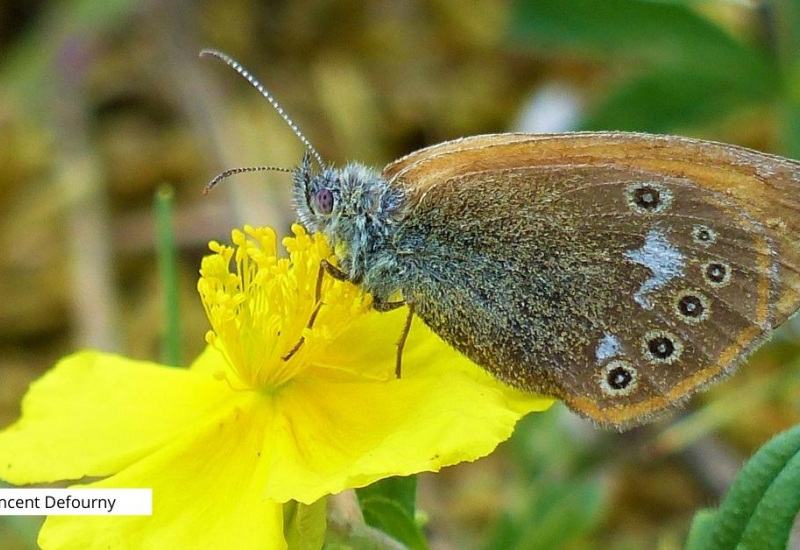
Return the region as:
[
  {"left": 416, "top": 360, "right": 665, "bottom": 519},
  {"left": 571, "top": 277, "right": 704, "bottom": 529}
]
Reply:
[{"left": 314, "top": 188, "right": 334, "bottom": 215}]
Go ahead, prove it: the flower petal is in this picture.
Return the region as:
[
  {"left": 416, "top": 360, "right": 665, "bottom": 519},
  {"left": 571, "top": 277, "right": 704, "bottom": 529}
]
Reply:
[
  {"left": 0, "top": 348, "right": 232, "bottom": 484},
  {"left": 307, "top": 307, "right": 405, "bottom": 380},
  {"left": 37, "top": 393, "right": 286, "bottom": 550},
  {"left": 267, "top": 316, "right": 554, "bottom": 503}
]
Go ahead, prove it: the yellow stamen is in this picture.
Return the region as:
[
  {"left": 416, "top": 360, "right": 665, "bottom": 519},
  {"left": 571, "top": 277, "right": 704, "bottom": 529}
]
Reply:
[{"left": 198, "top": 224, "right": 372, "bottom": 391}]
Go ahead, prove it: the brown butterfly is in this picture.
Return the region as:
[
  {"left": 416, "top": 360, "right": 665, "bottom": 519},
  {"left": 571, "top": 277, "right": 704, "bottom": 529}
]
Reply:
[{"left": 203, "top": 50, "right": 800, "bottom": 429}]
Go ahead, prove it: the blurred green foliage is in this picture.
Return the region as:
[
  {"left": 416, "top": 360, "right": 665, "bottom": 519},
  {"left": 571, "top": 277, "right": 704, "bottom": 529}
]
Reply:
[
  {"left": 482, "top": 413, "right": 607, "bottom": 550},
  {"left": 511, "top": 0, "right": 787, "bottom": 144}
]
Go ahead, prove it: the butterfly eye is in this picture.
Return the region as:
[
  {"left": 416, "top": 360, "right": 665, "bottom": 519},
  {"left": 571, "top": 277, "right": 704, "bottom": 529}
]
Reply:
[{"left": 314, "top": 189, "right": 334, "bottom": 215}]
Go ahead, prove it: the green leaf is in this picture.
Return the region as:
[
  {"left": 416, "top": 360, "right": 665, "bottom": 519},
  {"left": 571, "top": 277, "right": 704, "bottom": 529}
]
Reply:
[
  {"left": 356, "top": 475, "right": 425, "bottom": 548},
  {"left": 357, "top": 496, "right": 428, "bottom": 550},
  {"left": 581, "top": 68, "right": 779, "bottom": 132},
  {"left": 738, "top": 446, "right": 800, "bottom": 548},
  {"left": 686, "top": 508, "right": 717, "bottom": 550},
  {"left": 702, "top": 424, "right": 800, "bottom": 550},
  {"left": 356, "top": 476, "right": 417, "bottom": 520},
  {"left": 509, "top": 0, "right": 772, "bottom": 78},
  {"left": 284, "top": 499, "right": 327, "bottom": 550}
]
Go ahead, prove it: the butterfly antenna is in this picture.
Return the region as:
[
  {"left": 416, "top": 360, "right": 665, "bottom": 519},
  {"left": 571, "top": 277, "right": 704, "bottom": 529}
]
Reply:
[
  {"left": 203, "top": 165, "right": 293, "bottom": 195},
  {"left": 200, "top": 49, "right": 325, "bottom": 168}
]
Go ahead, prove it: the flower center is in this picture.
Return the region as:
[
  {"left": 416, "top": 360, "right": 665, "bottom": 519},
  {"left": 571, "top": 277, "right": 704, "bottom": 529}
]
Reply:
[{"left": 198, "top": 225, "right": 371, "bottom": 390}]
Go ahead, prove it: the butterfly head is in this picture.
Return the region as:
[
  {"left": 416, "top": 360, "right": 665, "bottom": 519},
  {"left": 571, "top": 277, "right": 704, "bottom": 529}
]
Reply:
[{"left": 292, "top": 151, "right": 404, "bottom": 247}]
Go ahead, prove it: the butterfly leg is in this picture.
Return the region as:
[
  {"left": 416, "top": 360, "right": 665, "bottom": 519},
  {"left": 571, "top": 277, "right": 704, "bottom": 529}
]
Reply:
[
  {"left": 373, "top": 298, "right": 415, "bottom": 378},
  {"left": 282, "top": 259, "right": 347, "bottom": 361},
  {"left": 319, "top": 258, "right": 351, "bottom": 283},
  {"left": 324, "top": 259, "right": 415, "bottom": 378}
]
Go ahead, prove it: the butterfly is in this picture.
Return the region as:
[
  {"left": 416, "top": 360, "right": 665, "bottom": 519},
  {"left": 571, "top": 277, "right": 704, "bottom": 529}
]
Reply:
[{"left": 203, "top": 49, "right": 800, "bottom": 429}]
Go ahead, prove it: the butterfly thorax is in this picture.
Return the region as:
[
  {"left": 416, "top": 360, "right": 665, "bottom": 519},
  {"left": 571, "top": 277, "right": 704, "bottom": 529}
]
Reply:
[{"left": 292, "top": 156, "right": 407, "bottom": 298}]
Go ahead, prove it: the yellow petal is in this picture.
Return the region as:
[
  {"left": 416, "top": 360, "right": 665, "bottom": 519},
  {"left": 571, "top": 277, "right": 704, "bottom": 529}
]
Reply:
[
  {"left": 0, "top": 348, "right": 232, "bottom": 484},
  {"left": 306, "top": 306, "right": 405, "bottom": 380},
  {"left": 37, "top": 392, "right": 286, "bottom": 550},
  {"left": 267, "top": 316, "right": 553, "bottom": 504}
]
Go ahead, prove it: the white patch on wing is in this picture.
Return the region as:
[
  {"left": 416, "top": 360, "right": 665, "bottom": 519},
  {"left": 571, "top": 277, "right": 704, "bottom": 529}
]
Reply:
[
  {"left": 595, "top": 333, "right": 622, "bottom": 365},
  {"left": 624, "top": 228, "right": 685, "bottom": 309}
]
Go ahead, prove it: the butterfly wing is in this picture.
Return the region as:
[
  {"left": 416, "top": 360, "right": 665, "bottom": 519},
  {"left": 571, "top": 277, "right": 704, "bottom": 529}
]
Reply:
[{"left": 384, "top": 133, "right": 800, "bottom": 428}]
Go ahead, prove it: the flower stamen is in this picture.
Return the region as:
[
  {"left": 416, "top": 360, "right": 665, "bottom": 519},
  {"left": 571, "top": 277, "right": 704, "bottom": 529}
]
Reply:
[{"left": 198, "top": 224, "right": 373, "bottom": 391}]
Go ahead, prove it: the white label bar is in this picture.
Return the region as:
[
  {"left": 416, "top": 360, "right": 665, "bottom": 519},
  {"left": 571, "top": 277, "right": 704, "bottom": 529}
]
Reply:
[{"left": 0, "top": 489, "right": 152, "bottom": 516}]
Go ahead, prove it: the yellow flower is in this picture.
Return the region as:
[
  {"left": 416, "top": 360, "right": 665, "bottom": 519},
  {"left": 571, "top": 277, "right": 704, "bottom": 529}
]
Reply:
[{"left": 0, "top": 225, "right": 554, "bottom": 549}]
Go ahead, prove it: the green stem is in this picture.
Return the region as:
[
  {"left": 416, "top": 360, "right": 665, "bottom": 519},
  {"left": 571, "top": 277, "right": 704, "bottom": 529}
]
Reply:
[{"left": 155, "top": 185, "right": 180, "bottom": 366}]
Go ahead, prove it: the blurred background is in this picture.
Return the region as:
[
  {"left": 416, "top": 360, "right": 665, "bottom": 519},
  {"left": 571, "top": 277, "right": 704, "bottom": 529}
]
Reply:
[{"left": 2, "top": 0, "right": 800, "bottom": 548}]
